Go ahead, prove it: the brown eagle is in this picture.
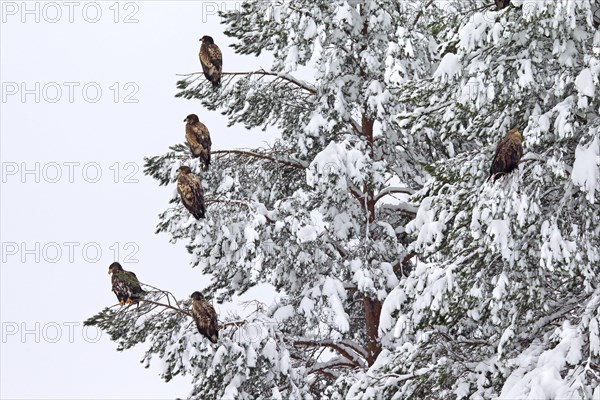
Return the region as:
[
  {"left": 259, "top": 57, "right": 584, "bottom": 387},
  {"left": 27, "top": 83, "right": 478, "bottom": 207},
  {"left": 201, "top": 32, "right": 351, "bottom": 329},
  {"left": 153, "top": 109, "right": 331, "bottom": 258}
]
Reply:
[
  {"left": 108, "top": 262, "right": 145, "bottom": 305},
  {"left": 190, "top": 291, "right": 218, "bottom": 343},
  {"left": 184, "top": 114, "right": 211, "bottom": 170},
  {"left": 495, "top": 0, "right": 510, "bottom": 10},
  {"left": 199, "top": 35, "right": 222, "bottom": 87},
  {"left": 490, "top": 128, "right": 523, "bottom": 182},
  {"left": 177, "top": 166, "right": 206, "bottom": 219}
]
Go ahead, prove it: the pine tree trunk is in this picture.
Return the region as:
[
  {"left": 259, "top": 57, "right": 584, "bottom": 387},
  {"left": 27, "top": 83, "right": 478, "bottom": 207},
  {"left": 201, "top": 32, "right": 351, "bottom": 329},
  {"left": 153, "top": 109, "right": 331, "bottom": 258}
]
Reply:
[
  {"left": 362, "top": 113, "right": 381, "bottom": 365},
  {"left": 364, "top": 297, "right": 382, "bottom": 365}
]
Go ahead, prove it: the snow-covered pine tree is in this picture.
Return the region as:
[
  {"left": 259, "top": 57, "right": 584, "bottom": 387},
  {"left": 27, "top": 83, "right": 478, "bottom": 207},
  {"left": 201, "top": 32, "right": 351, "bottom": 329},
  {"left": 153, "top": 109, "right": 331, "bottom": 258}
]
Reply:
[
  {"left": 86, "top": 0, "right": 599, "bottom": 398},
  {"left": 349, "top": 0, "right": 600, "bottom": 399},
  {"left": 85, "top": 0, "right": 456, "bottom": 398}
]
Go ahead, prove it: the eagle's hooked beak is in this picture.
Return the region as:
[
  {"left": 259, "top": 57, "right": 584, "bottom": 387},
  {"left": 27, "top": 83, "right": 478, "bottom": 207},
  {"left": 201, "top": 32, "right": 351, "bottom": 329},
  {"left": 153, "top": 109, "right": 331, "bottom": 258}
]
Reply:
[{"left": 108, "top": 269, "right": 111, "bottom": 274}]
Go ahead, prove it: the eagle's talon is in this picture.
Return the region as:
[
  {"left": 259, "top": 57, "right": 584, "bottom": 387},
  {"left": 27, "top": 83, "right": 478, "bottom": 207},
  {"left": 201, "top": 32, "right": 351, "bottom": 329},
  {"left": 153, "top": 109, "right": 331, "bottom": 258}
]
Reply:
[
  {"left": 119, "top": 299, "right": 125, "bottom": 306},
  {"left": 126, "top": 298, "right": 133, "bottom": 304}
]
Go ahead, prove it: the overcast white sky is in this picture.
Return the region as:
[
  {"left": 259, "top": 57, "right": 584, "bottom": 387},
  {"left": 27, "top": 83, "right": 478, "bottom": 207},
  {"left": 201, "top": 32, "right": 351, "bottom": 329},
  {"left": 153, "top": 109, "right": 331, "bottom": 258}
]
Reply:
[{"left": 0, "top": 1, "right": 281, "bottom": 398}]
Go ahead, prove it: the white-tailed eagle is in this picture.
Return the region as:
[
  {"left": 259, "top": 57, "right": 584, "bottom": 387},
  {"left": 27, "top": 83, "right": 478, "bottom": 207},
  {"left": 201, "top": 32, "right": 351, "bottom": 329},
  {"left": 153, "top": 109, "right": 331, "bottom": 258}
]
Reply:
[
  {"left": 177, "top": 166, "right": 206, "bottom": 219},
  {"left": 490, "top": 128, "right": 523, "bottom": 182},
  {"left": 190, "top": 291, "right": 218, "bottom": 343},
  {"left": 184, "top": 114, "right": 211, "bottom": 170},
  {"left": 108, "top": 262, "right": 145, "bottom": 305},
  {"left": 199, "top": 35, "right": 222, "bottom": 87}
]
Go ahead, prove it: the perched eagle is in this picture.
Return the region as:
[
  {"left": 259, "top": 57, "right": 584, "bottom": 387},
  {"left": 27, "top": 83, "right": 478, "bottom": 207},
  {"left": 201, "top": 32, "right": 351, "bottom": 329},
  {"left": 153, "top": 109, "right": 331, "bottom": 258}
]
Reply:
[
  {"left": 108, "top": 262, "right": 145, "bottom": 305},
  {"left": 199, "top": 35, "right": 222, "bottom": 87},
  {"left": 490, "top": 128, "right": 523, "bottom": 182},
  {"left": 190, "top": 291, "right": 218, "bottom": 343},
  {"left": 184, "top": 114, "right": 212, "bottom": 170},
  {"left": 495, "top": 0, "right": 510, "bottom": 10},
  {"left": 177, "top": 166, "right": 206, "bottom": 219}
]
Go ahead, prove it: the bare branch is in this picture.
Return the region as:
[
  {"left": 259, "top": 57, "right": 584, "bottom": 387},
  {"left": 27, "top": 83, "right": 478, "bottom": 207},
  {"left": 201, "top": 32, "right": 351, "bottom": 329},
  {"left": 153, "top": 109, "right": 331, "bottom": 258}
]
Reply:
[
  {"left": 212, "top": 149, "right": 308, "bottom": 169},
  {"left": 136, "top": 299, "right": 192, "bottom": 318},
  {"left": 140, "top": 282, "right": 182, "bottom": 310},
  {"left": 177, "top": 69, "right": 317, "bottom": 94}
]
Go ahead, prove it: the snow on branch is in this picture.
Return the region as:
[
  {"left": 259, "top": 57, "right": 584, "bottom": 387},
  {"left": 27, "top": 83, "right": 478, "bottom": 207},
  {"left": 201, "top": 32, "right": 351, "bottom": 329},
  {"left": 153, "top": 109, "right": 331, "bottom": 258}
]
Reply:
[
  {"left": 380, "top": 202, "right": 418, "bottom": 218},
  {"left": 374, "top": 186, "right": 416, "bottom": 203},
  {"left": 368, "top": 367, "right": 433, "bottom": 384},
  {"left": 293, "top": 338, "right": 368, "bottom": 369},
  {"left": 517, "top": 293, "right": 592, "bottom": 343},
  {"left": 307, "top": 357, "right": 356, "bottom": 377}
]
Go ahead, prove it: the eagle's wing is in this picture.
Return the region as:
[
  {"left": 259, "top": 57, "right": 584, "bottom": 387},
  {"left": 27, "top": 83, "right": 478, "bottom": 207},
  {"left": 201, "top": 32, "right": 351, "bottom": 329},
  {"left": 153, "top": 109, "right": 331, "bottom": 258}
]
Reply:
[
  {"left": 188, "top": 173, "right": 206, "bottom": 218},
  {"left": 207, "top": 44, "right": 222, "bottom": 72},
  {"left": 199, "top": 43, "right": 222, "bottom": 86},
  {"left": 505, "top": 134, "right": 523, "bottom": 171},
  {"left": 512, "top": 135, "right": 523, "bottom": 161},
  {"left": 192, "top": 300, "right": 218, "bottom": 343},
  {"left": 194, "top": 123, "right": 212, "bottom": 151},
  {"left": 490, "top": 135, "right": 511, "bottom": 176},
  {"left": 124, "top": 271, "right": 145, "bottom": 298}
]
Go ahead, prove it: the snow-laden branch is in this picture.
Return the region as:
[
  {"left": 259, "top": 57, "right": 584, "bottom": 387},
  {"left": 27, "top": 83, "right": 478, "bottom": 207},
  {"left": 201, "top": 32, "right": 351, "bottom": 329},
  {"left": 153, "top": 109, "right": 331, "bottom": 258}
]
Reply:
[
  {"left": 307, "top": 357, "right": 356, "bottom": 376},
  {"left": 349, "top": 181, "right": 367, "bottom": 204},
  {"left": 293, "top": 338, "right": 368, "bottom": 369},
  {"left": 517, "top": 293, "right": 592, "bottom": 342},
  {"left": 338, "top": 338, "right": 369, "bottom": 360},
  {"left": 520, "top": 152, "right": 546, "bottom": 163},
  {"left": 397, "top": 101, "right": 453, "bottom": 119},
  {"left": 380, "top": 202, "right": 418, "bottom": 218},
  {"left": 374, "top": 186, "right": 415, "bottom": 203},
  {"left": 319, "top": 230, "right": 349, "bottom": 259},
  {"left": 412, "top": 0, "right": 436, "bottom": 26},
  {"left": 205, "top": 196, "right": 277, "bottom": 225},
  {"left": 368, "top": 367, "right": 433, "bottom": 384}
]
